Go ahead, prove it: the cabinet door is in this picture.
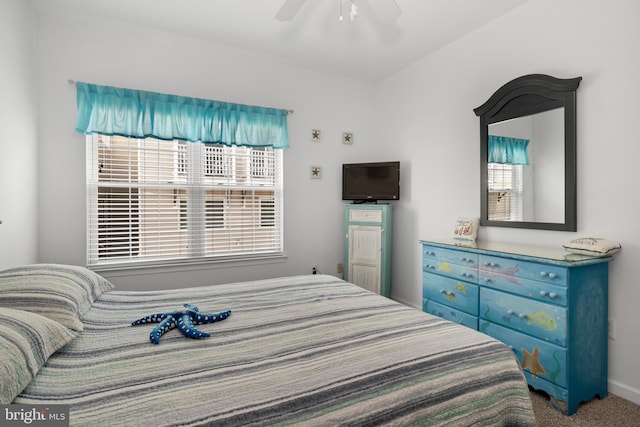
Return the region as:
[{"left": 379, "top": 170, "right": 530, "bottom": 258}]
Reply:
[{"left": 348, "top": 225, "right": 381, "bottom": 294}]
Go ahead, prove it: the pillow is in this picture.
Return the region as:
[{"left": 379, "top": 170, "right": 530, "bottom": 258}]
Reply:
[
  {"left": 563, "top": 237, "right": 621, "bottom": 257},
  {"left": 0, "top": 307, "right": 77, "bottom": 404},
  {"left": 0, "top": 264, "right": 114, "bottom": 331},
  {"left": 453, "top": 217, "right": 479, "bottom": 242}
]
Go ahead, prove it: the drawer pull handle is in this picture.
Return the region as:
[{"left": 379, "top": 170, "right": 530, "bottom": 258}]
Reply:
[
  {"left": 484, "top": 278, "right": 493, "bottom": 283},
  {"left": 439, "top": 289, "right": 454, "bottom": 297},
  {"left": 539, "top": 290, "right": 559, "bottom": 299},
  {"left": 461, "top": 257, "right": 473, "bottom": 263},
  {"left": 485, "top": 262, "right": 498, "bottom": 267},
  {"left": 548, "top": 273, "right": 557, "bottom": 279},
  {"left": 506, "top": 309, "right": 527, "bottom": 319},
  {"left": 425, "top": 251, "right": 436, "bottom": 257},
  {"left": 540, "top": 271, "right": 548, "bottom": 277},
  {"left": 461, "top": 272, "right": 473, "bottom": 278}
]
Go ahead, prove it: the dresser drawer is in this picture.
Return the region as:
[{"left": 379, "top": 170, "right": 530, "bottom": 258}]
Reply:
[
  {"left": 481, "top": 321, "right": 567, "bottom": 388},
  {"left": 423, "top": 259, "right": 479, "bottom": 283},
  {"left": 349, "top": 208, "right": 383, "bottom": 223},
  {"left": 423, "top": 245, "right": 478, "bottom": 266},
  {"left": 478, "top": 254, "right": 567, "bottom": 286},
  {"left": 423, "top": 273, "right": 479, "bottom": 315},
  {"left": 480, "top": 288, "right": 567, "bottom": 346},
  {"left": 424, "top": 299, "right": 478, "bottom": 330},
  {"left": 479, "top": 273, "right": 568, "bottom": 307}
]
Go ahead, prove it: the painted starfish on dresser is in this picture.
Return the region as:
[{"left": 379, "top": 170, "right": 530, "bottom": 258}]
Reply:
[
  {"left": 520, "top": 347, "right": 546, "bottom": 379},
  {"left": 132, "top": 303, "right": 231, "bottom": 344}
]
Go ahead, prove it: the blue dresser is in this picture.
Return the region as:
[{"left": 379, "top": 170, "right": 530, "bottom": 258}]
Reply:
[{"left": 420, "top": 239, "right": 611, "bottom": 415}]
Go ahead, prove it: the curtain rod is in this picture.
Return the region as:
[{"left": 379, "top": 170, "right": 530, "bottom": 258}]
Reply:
[{"left": 67, "top": 79, "right": 294, "bottom": 114}]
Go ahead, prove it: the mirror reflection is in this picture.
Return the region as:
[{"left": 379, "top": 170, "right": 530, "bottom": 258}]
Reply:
[{"left": 487, "top": 108, "right": 564, "bottom": 223}]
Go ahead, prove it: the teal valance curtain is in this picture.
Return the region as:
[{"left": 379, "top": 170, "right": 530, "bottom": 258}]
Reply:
[
  {"left": 488, "top": 135, "right": 529, "bottom": 165},
  {"left": 75, "top": 82, "right": 289, "bottom": 149}
]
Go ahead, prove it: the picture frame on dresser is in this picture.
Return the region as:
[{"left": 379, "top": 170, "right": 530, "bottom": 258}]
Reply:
[{"left": 420, "top": 238, "right": 611, "bottom": 415}]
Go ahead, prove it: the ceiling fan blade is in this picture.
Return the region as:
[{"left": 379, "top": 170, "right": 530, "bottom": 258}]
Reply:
[
  {"left": 367, "top": 0, "right": 402, "bottom": 24},
  {"left": 275, "top": 0, "right": 307, "bottom": 22}
]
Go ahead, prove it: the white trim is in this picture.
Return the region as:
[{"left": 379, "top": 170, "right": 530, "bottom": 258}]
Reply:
[
  {"left": 88, "top": 252, "right": 287, "bottom": 276},
  {"left": 608, "top": 379, "right": 640, "bottom": 405},
  {"left": 392, "top": 296, "right": 420, "bottom": 310}
]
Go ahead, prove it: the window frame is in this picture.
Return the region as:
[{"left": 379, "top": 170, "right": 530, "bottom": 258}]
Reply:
[{"left": 86, "top": 135, "right": 284, "bottom": 268}]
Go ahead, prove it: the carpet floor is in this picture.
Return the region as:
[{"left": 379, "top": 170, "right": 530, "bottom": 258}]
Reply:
[{"left": 530, "top": 389, "right": 640, "bottom": 426}]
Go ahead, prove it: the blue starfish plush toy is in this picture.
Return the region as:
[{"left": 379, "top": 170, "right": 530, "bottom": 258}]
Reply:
[{"left": 132, "top": 303, "right": 231, "bottom": 344}]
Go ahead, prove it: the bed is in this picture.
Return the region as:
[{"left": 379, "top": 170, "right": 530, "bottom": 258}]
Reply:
[{"left": 1, "top": 264, "right": 536, "bottom": 426}]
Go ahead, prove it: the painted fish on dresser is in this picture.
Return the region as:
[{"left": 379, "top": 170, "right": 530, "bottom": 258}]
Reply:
[
  {"left": 526, "top": 310, "right": 557, "bottom": 331},
  {"left": 474, "top": 264, "right": 521, "bottom": 284}
]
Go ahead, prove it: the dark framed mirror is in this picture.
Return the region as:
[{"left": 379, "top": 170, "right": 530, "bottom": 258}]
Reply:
[{"left": 474, "top": 74, "right": 582, "bottom": 231}]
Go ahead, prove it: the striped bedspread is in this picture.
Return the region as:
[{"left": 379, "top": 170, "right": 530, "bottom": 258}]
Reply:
[{"left": 15, "top": 274, "right": 535, "bottom": 426}]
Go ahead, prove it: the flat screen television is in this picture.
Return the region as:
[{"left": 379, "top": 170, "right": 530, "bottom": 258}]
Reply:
[{"left": 342, "top": 161, "right": 400, "bottom": 202}]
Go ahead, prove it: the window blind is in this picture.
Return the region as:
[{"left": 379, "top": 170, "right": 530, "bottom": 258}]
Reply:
[
  {"left": 87, "top": 135, "right": 283, "bottom": 266},
  {"left": 487, "top": 163, "right": 523, "bottom": 221}
]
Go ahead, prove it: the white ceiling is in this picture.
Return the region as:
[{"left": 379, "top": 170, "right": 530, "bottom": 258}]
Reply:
[{"left": 31, "top": 0, "right": 530, "bottom": 82}]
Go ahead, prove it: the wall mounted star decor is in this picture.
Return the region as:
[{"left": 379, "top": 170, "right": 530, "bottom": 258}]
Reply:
[
  {"left": 311, "top": 129, "right": 322, "bottom": 142},
  {"left": 342, "top": 132, "right": 354, "bottom": 144},
  {"left": 310, "top": 166, "right": 322, "bottom": 179}
]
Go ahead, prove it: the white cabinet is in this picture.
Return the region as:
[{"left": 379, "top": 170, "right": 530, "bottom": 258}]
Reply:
[
  {"left": 348, "top": 225, "right": 382, "bottom": 294},
  {"left": 344, "top": 205, "right": 392, "bottom": 297}
]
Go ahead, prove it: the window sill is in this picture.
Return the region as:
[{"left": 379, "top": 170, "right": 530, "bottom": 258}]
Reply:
[{"left": 87, "top": 253, "right": 287, "bottom": 278}]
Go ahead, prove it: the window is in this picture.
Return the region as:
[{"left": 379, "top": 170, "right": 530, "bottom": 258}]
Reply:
[
  {"left": 487, "top": 163, "right": 523, "bottom": 221},
  {"left": 87, "top": 135, "right": 283, "bottom": 266}
]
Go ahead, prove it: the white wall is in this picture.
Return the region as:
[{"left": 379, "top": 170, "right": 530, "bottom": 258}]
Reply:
[
  {"left": 34, "top": 11, "right": 381, "bottom": 289},
  {"left": 0, "top": 0, "right": 39, "bottom": 269},
  {"left": 377, "top": 0, "right": 640, "bottom": 404}
]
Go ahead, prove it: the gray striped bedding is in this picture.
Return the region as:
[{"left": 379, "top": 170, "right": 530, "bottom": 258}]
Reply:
[{"left": 13, "top": 274, "right": 536, "bottom": 426}]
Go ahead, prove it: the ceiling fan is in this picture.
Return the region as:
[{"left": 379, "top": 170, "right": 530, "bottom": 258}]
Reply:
[{"left": 275, "top": 0, "right": 402, "bottom": 24}]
